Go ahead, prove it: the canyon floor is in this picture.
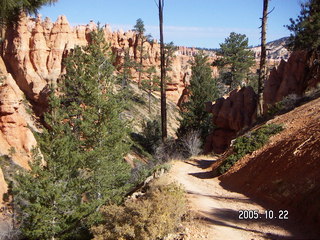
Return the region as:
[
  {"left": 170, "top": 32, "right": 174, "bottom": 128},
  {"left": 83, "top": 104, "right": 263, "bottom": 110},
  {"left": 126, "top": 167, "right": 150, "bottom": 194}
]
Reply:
[{"left": 167, "top": 157, "right": 317, "bottom": 240}]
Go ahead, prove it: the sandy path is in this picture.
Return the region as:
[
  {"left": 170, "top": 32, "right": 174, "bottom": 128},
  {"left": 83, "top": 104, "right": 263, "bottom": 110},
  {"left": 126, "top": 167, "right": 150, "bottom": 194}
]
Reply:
[{"left": 167, "top": 158, "right": 308, "bottom": 240}]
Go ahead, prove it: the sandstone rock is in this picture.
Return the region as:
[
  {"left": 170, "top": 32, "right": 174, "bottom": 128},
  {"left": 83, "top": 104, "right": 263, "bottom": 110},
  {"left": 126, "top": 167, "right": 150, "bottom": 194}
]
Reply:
[
  {"left": 3, "top": 15, "right": 201, "bottom": 109},
  {"left": 205, "top": 86, "right": 257, "bottom": 153},
  {"left": 0, "top": 67, "right": 37, "bottom": 168},
  {"left": 264, "top": 51, "right": 308, "bottom": 110}
]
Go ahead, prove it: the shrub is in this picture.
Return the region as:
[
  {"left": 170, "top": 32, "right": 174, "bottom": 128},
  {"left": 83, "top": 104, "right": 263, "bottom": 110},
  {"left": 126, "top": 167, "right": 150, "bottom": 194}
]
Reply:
[
  {"left": 218, "top": 124, "right": 283, "bottom": 174},
  {"left": 91, "top": 183, "right": 187, "bottom": 240},
  {"left": 181, "top": 130, "right": 202, "bottom": 156},
  {"left": 141, "top": 118, "right": 162, "bottom": 154},
  {"left": 267, "top": 94, "right": 300, "bottom": 117},
  {"left": 130, "top": 119, "right": 161, "bottom": 155},
  {"left": 155, "top": 138, "right": 191, "bottom": 162}
]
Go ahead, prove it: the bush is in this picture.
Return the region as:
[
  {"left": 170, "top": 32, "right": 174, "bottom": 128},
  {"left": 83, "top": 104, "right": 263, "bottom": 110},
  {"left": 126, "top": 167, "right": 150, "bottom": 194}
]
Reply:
[
  {"left": 130, "top": 119, "right": 161, "bottom": 155},
  {"left": 91, "top": 183, "right": 187, "bottom": 240},
  {"left": 181, "top": 130, "right": 202, "bottom": 156},
  {"left": 155, "top": 138, "right": 191, "bottom": 162},
  {"left": 267, "top": 94, "right": 300, "bottom": 117},
  {"left": 218, "top": 124, "right": 283, "bottom": 174}
]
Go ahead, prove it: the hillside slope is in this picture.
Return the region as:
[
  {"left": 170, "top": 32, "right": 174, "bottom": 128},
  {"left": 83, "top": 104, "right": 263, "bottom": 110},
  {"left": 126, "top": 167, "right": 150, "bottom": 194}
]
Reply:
[{"left": 219, "top": 96, "right": 320, "bottom": 234}]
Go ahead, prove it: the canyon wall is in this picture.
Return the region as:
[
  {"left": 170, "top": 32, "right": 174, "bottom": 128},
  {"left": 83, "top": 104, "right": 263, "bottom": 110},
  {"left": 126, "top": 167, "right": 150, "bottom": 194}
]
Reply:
[
  {"left": 2, "top": 15, "right": 200, "bottom": 108},
  {"left": 205, "top": 50, "right": 320, "bottom": 153}
]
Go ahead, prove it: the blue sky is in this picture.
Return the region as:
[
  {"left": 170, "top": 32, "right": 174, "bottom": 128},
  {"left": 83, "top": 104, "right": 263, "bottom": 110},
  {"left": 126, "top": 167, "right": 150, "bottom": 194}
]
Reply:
[{"left": 39, "top": 0, "right": 305, "bottom": 48}]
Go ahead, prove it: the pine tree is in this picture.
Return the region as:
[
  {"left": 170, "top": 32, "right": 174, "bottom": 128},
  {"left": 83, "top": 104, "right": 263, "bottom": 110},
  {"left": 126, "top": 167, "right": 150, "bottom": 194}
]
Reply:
[
  {"left": 213, "top": 32, "right": 255, "bottom": 92},
  {"left": 118, "top": 48, "right": 136, "bottom": 88},
  {"left": 0, "top": 0, "right": 58, "bottom": 39},
  {"left": 164, "top": 41, "right": 177, "bottom": 84},
  {"left": 13, "top": 29, "right": 131, "bottom": 239},
  {"left": 177, "top": 52, "right": 218, "bottom": 141},
  {"left": 133, "top": 18, "right": 152, "bottom": 86},
  {"left": 286, "top": 0, "right": 320, "bottom": 51},
  {"left": 141, "top": 66, "right": 160, "bottom": 113}
]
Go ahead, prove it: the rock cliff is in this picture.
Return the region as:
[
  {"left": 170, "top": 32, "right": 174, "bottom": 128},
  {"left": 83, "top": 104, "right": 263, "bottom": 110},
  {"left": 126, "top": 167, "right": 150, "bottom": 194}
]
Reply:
[
  {"left": 2, "top": 15, "right": 196, "bottom": 108},
  {"left": 205, "top": 49, "right": 320, "bottom": 153}
]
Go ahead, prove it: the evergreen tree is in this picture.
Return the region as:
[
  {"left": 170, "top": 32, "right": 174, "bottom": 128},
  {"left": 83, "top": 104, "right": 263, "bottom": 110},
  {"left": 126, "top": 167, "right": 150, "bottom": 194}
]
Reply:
[
  {"left": 177, "top": 52, "right": 218, "bottom": 141},
  {"left": 133, "top": 18, "right": 152, "bottom": 86},
  {"left": 164, "top": 41, "right": 177, "bottom": 84},
  {"left": 286, "top": 0, "right": 320, "bottom": 51},
  {"left": 213, "top": 32, "right": 255, "bottom": 92},
  {"left": 0, "top": 0, "right": 58, "bottom": 39},
  {"left": 141, "top": 66, "right": 160, "bottom": 113},
  {"left": 13, "top": 29, "right": 131, "bottom": 239},
  {"left": 118, "top": 48, "right": 136, "bottom": 88}
]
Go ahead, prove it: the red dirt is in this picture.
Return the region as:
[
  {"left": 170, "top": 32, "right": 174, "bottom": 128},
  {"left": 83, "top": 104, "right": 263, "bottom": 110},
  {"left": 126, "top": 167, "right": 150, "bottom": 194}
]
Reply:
[{"left": 219, "top": 97, "right": 320, "bottom": 237}]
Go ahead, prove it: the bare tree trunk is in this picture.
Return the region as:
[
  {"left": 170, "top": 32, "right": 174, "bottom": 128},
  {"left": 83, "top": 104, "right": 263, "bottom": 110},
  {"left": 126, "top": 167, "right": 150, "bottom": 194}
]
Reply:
[
  {"left": 257, "top": 0, "right": 269, "bottom": 117},
  {"left": 158, "top": 0, "right": 167, "bottom": 141},
  {"left": 138, "top": 37, "right": 143, "bottom": 87}
]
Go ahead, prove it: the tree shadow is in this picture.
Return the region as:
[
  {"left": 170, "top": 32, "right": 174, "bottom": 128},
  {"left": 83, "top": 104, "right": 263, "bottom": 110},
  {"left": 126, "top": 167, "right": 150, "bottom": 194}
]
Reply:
[
  {"left": 186, "top": 190, "right": 254, "bottom": 204},
  {"left": 188, "top": 171, "right": 215, "bottom": 179},
  {"left": 186, "top": 159, "right": 215, "bottom": 169}
]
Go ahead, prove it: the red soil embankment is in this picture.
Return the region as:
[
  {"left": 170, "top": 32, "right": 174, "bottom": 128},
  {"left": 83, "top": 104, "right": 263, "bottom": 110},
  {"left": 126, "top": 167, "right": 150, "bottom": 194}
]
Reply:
[{"left": 219, "top": 97, "right": 320, "bottom": 234}]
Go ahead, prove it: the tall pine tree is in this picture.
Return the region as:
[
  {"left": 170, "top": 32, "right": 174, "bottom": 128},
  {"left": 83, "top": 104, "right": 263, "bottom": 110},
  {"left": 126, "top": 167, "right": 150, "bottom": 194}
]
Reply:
[
  {"left": 213, "top": 32, "right": 255, "bottom": 92},
  {"left": 286, "top": 0, "right": 320, "bottom": 51},
  {"left": 13, "top": 29, "right": 131, "bottom": 239},
  {"left": 177, "top": 52, "right": 218, "bottom": 141}
]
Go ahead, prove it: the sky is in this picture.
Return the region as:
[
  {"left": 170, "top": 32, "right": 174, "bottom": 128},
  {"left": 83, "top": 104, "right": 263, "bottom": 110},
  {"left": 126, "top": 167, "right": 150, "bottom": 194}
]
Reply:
[{"left": 39, "top": 0, "right": 305, "bottom": 49}]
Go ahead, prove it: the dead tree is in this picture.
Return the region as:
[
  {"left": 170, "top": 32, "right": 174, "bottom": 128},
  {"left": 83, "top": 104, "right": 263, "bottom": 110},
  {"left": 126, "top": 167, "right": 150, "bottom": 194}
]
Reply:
[
  {"left": 156, "top": 0, "right": 167, "bottom": 141},
  {"left": 257, "top": 0, "right": 269, "bottom": 117}
]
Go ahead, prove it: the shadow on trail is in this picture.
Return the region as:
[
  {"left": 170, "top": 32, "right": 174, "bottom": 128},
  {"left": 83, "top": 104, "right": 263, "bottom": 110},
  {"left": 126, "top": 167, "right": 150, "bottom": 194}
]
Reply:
[
  {"left": 185, "top": 159, "right": 215, "bottom": 169},
  {"left": 188, "top": 171, "right": 215, "bottom": 179},
  {"left": 186, "top": 190, "right": 254, "bottom": 204},
  {"left": 186, "top": 158, "right": 217, "bottom": 179},
  {"left": 198, "top": 208, "right": 298, "bottom": 240}
]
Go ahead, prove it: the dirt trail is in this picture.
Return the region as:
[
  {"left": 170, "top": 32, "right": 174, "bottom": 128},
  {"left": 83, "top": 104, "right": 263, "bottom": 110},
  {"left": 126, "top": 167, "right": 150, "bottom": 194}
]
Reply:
[{"left": 167, "top": 158, "right": 313, "bottom": 240}]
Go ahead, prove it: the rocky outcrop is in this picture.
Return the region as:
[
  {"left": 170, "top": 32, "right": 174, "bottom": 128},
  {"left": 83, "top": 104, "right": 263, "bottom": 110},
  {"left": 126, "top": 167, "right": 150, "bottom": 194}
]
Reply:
[
  {"left": 205, "top": 87, "right": 257, "bottom": 153},
  {"left": 2, "top": 15, "right": 195, "bottom": 108},
  {"left": 206, "top": 48, "right": 320, "bottom": 154},
  {"left": 0, "top": 65, "right": 37, "bottom": 169},
  {"left": 264, "top": 50, "right": 320, "bottom": 110}
]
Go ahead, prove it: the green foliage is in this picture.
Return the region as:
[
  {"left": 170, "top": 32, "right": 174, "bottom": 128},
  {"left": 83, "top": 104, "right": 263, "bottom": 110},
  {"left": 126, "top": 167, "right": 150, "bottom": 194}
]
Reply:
[
  {"left": 91, "top": 183, "right": 187, "bottom": 240},
  {"left": 133, "top": 18, "right": 146, "bottom": 36},
  {"left": 130, "top": 118, "right": 161, "bottom": 155},
  {"left": 164, "top": 42, "right": 177, "bottom": 83},
  {"left": 214, "top": 32, "right": 255, "bottom": 91},
  {"left": 178, "top": 52, "right": 218, "bottom": 141},
  {"left": 141, "top": 118, "right": 162, "bottom": 153},
  {"left": 266, "top": 94, "right": 300, "bottom": 117},
  {"left": 141, "top": 66, "right": 160, "bottom": 113},
  {"left": 117, "top": 48, "right": 137, "bottom": 88},
  {"left": 286, "top": 0, "right": 320, "bottom": 51},
  {"left": 13, "top": 29, "right": 131, "bottom": 239},
  {"left": 218, "top": 124, "right": 284, "bottom": 174},
  {"left": 0, "top": 0, "right": 57, "bottom": 27}
]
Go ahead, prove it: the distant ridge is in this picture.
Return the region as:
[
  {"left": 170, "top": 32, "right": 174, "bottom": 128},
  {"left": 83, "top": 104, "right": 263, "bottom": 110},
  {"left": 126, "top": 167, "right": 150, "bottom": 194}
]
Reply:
[{"left": 250, "top": 37, "right": 290, "bottom": 60}]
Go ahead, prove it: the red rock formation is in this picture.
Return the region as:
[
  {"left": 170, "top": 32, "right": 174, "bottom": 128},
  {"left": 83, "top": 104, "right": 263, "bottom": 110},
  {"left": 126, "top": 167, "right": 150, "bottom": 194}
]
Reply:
[
  {"left": 2, "top": 15, "right": 197, "bottom": 107},
  {"left": 264, "top": 50, "right": 320, "bottom": 111},
  {"left": 0, "top": 56, "right": 38, "bottom": 214},
  {"left": 0, "top": 58, "right": 37, "bottom": 168},
  {"left": 205, "top": 87, "right": 257, "bottom": 153},
  {"left": 205, "top": 49, "right": 320, "bottom": 154}
]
